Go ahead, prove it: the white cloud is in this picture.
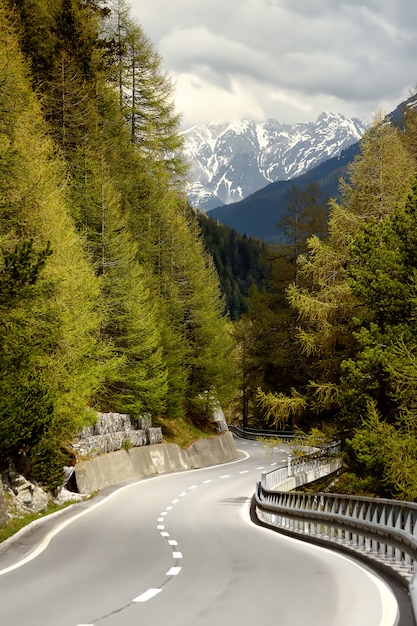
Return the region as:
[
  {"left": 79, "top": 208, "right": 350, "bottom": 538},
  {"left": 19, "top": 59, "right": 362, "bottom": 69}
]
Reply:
[{"left": 129, "top": 0, "right": 417, "bottom": 128}]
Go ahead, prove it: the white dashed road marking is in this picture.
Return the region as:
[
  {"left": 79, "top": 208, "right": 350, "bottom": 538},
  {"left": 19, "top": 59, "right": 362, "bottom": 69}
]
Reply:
[
  {"left": 133, "top": 589, "right": 162, "bottom": 603},
  {"left": 74, "top": 450, "right": 273, "bottom": 623}
]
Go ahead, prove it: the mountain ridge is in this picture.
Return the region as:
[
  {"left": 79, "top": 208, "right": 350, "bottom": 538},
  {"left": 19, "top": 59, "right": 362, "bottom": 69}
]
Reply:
[
  {"left": 182, "top": 112, "right": 367, "bottom": 210},
  {"left": 205, "top": 95, "right": 417, "bottom": 242}
]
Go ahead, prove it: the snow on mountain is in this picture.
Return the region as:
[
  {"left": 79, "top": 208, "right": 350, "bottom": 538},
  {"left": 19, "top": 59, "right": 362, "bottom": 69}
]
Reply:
[{"left": 181, "top": 113, "right": 367, "bottom": 210}]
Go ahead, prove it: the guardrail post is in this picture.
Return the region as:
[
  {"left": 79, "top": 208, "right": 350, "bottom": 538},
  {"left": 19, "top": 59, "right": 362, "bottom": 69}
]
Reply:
[{"left": 288, "top": 455, "right": 292, "bottom": 477}]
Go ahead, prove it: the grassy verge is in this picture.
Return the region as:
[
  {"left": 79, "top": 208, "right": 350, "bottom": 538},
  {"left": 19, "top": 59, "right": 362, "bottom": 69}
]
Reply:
[
  {"left": 153, "top": 415, "right": 215, "bottom": 449},
  {"left": 0, "top": 500, "right": 74, "bottom": 544}
]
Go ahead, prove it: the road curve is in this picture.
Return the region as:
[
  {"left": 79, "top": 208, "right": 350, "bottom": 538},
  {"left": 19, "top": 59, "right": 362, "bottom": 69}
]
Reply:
[{"left": 0, "top": 436, "right": 399, "bottom": 626}]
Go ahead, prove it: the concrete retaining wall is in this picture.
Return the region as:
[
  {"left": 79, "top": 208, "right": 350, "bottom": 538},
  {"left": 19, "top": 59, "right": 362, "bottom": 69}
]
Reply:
[{"left": 74, "top": 432, "right": 238, "bottom": 494}]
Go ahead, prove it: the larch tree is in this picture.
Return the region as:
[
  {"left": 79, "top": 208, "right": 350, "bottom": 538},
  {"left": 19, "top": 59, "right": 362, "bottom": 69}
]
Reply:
[
  {"left": 259, "top": 113, "right": 416, "bottom": 432},
  {"left": 104, "top": 0, "right": 184, "bottom": 174},
  {"left": 0, "top": 5, "right": 107, "bottom": 487},
  {"left": 344, "top": 180, "right": 417, "bottom": 498}
]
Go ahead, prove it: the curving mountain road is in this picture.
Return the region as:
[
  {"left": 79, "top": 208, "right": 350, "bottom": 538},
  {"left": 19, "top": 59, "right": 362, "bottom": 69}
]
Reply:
[{"left": 0, "top": 436, "right": 399, "bottom": 626}]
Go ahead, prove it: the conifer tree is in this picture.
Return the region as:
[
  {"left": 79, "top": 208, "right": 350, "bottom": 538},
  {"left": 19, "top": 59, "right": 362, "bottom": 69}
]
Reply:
[
  {"left": 344, "top": 181, "right": 417, "bottom": 498},
  {"left": 0, "top": 6, "right": 107, "bottom": 486},
  {"left": 259, "top": 114, "right": 415, "bottom": 431},
  {"left": 104, "top": 0, "right": 184, "bottom": 174}
]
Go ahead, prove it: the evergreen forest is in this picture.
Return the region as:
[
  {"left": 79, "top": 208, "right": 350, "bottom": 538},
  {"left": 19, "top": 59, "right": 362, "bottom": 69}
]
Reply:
[
  {"left": 2, "top": 0, "right": 417, "bottom": 502},
  {"left": 0, "top": 0, "right": 236, "bottom": 488}
]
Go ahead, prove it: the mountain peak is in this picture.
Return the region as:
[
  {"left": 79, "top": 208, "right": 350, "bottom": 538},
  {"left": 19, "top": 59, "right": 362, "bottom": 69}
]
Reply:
[{"left": 182, "top": 114, "right": 368, "bottom": 210}]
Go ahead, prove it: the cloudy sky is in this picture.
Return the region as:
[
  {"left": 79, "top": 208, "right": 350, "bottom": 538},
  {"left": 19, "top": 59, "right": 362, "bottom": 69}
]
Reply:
[{"left": 128, "top": 0, "right": 417, "bottom": 129}]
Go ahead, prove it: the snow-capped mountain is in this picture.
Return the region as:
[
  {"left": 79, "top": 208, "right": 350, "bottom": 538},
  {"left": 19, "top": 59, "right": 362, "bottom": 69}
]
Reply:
[{"left": 182, "top": 113, "right": 367, "bottom": 210}]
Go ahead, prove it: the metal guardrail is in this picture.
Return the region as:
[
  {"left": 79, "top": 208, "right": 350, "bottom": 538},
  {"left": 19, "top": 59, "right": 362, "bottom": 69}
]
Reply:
[
  {"left": 260, "top": 442, "right": 341, "bottom": 489},
  {"left": 231, "top": 424, "right": 417, "bottom": 618},
  {"left": 256, "top": 467, "right": 417, "bottom": 623},
  {"left": 228, "top": 424, "right": 295, "bottom": 441}
]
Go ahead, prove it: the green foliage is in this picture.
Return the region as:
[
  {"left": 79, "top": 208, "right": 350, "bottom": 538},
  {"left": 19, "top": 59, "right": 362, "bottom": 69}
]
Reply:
[
  {"left": 232, "top": 191, "right": 322, "bottom": 427},
  {"left": 28, "top": 435, "right": 69, "bottom": 490},
  {"left": 347, "top": 400, "right": 417, "bottom": 501},
  {"left": 0, "top": 0, "right": 238, "bottom": 490},
  {"left": 197, "top": 212, "right": 269, "bottom": 319},
  {"left": 104, "top": 0, "right": 184, "bottom": 173},
  {"left": 256, "top": 388, "right": 306, "bottom": 429},
  {"left": 278, "top": 183, "right": 327, "bottom": 282},
  {"left": 0, "top": 372, "right": 54, "bottom": 461},
  {"left": 251, "top": 112, "right": 417, "bottom": 499},
  {"left": 0, "top": 240, "right": 52, "bottom": 302},
  {"left": 0, "top": 242, "right": 55, "bottom": 460}
]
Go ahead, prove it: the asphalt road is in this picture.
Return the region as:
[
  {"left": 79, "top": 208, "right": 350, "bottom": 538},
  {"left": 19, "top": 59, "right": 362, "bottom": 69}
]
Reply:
[{"left": 0, "top": 436, "right": 402, "bottom": 626}]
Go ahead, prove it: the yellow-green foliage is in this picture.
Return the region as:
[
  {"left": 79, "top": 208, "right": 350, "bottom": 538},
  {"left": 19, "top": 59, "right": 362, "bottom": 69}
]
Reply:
[
  {"left": 0, "top": 6, "right": 108, "bottom": 484},
  {"left": 0, "top": 0, "right": 238, "bottom": 489}
]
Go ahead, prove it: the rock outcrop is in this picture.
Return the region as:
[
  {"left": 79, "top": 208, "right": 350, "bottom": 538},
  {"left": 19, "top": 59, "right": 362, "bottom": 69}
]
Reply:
[
  {"left": 71, "top": 412, "right": 162, "bottom": 457},
  {"left": 2, "top": 465, "right": 48, "bottom": 516}
]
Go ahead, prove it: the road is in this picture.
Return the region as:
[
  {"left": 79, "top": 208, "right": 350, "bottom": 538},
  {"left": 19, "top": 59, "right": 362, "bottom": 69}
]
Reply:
[{"left": 0, "top": 436, "right": 399, "bottom": 626}]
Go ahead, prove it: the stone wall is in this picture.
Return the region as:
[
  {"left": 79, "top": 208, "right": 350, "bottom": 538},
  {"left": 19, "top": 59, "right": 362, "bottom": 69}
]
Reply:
[{"left": 71, "top": 412, "right": 162, "bottom": 457}]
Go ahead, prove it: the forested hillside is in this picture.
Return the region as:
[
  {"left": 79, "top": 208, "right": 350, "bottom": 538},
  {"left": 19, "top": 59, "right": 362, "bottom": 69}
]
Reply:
[
  {"left": 0, "top": 0, "right": 236, "bottom": 488},
  {"left": 255, "top": 110, "right": 417, "bottom": 500},
  {"left": 197, "top": 213, "right": 271, "bottom": 320}
]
